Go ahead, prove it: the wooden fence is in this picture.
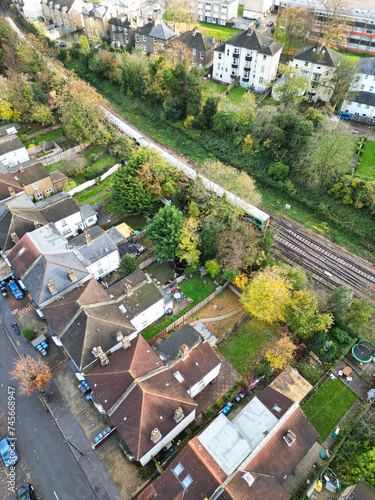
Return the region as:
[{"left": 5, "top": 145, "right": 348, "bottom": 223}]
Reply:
[
  {"left": 148, "top": 282, "right": 228, "bottom": 346},
  {"left": 139, "top": 255, "right": 157, "bottom": 270},
  {"left": 40, "top": 143, "right": 89, "bottom": 167}
]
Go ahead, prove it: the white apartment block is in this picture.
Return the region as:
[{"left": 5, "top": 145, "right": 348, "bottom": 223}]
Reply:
[
  {"left": 213, "top": 29, "right": 282, "bottom": 91},
  {"left": 196, "top": 0, "right": 238, "bottom": 26},
  {"left": 341, "top": 57, "right": 375, "bottom": 122}
]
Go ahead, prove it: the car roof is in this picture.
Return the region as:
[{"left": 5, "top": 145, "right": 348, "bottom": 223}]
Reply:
[{"left": 0, "top": 437, "right": 10, "bottom": 452}]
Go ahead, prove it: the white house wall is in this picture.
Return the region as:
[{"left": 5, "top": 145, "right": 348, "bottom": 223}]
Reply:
[
  {"left": 130, "top": 298, "right": 165, "bottom": 334},
  {"left": 87, "top": 250, "right": 120, "bottom": 280},
  {"left": 289, "top": 58, "right": 334, "bottom": 103},
  {"left": 188, "top": 363, "right": 222, "bottom": 398},
  {"left": 139, "top": 409, "right": 196, "bottom": 466},
  {"left": 54, "top": 212, "right": 84, "bottom": 238},
  {"left": 341, "top": 99, "right": 375, "bottom": 118},
  {"left": 0, "top": 147, "right": 30, "bottom": 168}
]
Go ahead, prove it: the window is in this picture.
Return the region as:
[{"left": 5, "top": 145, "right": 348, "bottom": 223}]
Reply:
[
  {"left": 45, "top": 188, "right": 52, "bottom": 194},
  {"left": 365, "top": 74, "right": 369, "bottom": 79},
  {"left": 193, "top": 57, "right": 196, "bottom": 63},
  {"left": 358, "top": 103, "right": 362, "bottom": 107},
  {"left": 61, "top": 219, "right": 67, "bottom": 227},
  {"left": 243, "top": 472, "right": 255, "bottom": 487},
  {"left": 62, "top": 228, "right": 71, "bottom": 236},
  {"left": 144, "top": 44, "right": 147, "bottom": 51},
  {"left": 200, "top": 51, "right": 204, "bottom": 59},
  {"left": 33, "top": 182, "right": 39, "bottom": 190},
  {"left": 317, "top": 66, "right": 321, "bottom": 69},
  {"left": 18, "top": 247, "right": 25, "bottom": 256},
  {"left": 154, "top": 46, "right": 157, "bottom": 53},
  {"left": 135, "top": 35, "right": 139, "bottom": 42},
  {"left": 218, "top": 53, "right": 222, "bottom": 59},
  {"left": 161, "top": 42, "right": 165, "bottom": 48},
  {"left": 234, "top": 47, "right": 239, "bottom": 54},
  {"left": 295, "top": 64, "right": 298, "bottom": 68},
  {"left": 153, "top": 38, "right": 156, "bottom": 44},
  {"left": 370, "top": 86, "right": 374, "bottom": 92},
  {"left": 143, "top": 35, "right": 146, "bottom": 41},
  {"left": 272, "top": 404, "right": 282, "bottom": 413},
  {"left": 263, "top": 55, "right": 266, "bottom": 60},
  {"left": 97, "top": 268, "right": 104, "bottom": 275},
  {"left": 192, "top": 48, "right": 196, "bottom": 55},
  {"left": 259, "top": 77, "right": 263, "bottom": 84},
  {"left": 304, "top": 61, "right": 308, "bottom": 66},
  {"left": 283, "top": 430, "right": 296, "bottom": 446},
  {"left": 36, "top": 192, "right": 43, "bottom": 200},
  {"left": 302, "top": 71, "right": 308, "bottom": 77},
  {"left": 261, "top": 65, "right": 265, "bottom": 73},
  {"left": 226, "top": 49, "right": 230, "bottom": 55},
  {"left": 217, "top": 63, "right": 221, "bottom": 70},
  {"left": 181, "top": 475, "right": 193, "bottom": 489},
  {"left": 124, "top": 28, "right": 127, "bottom": 34},
  {"left": 366, "top": 105, "right": 370, "bottom": 109}
]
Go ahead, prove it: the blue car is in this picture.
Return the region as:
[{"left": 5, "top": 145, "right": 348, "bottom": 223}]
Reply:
[
  {"left": 8, "top": 281, "right": 24, "bottom": 300},
  {"left": 0, "top": 437, "right": 19, "bottom": 467}
]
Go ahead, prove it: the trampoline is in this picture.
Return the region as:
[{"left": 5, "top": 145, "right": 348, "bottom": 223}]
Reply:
[{"left": 352, "top": 339, "right": 375, "bottom": 363}]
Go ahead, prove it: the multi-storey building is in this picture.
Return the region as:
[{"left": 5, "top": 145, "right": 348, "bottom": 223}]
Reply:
[
  {"left": 278, "top": 0, "right": 375, "bottom": 55},
  {"left": 41, "top": 0, "right": 84, "bottom": 34},
  {"left": 341, "top": 58, "right": 375, "bottom": 122},
  {"left": 134, "top": 19, "right": 176, "bottom": 54},
  {"left": 172, "top": 28, "right": 217, "bottom": 68},
  {"left": 195, "top": 0, "right": 238, "bottom": 26},
  {"left": 213, "top": 29, "right": 282, "bottom": 91},
  {"left": 82, "top": 3, "right": 113, "bottom": 39},
  {"left": 108, "top": 14, "right": 139, "bottom": 48}
]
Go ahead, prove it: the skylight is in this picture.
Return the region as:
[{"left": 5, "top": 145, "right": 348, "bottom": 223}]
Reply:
[
  {"left": 243, "top": 472, "right": 254, "bottom": 487},
  {"left": 181, "top": 474, "right": 193, "bottom": 489},
  {"left": 173, "top": 371, "right": 184, "bottom": 383},
  {"left": 172, "top": 463, "right": 184, "bottom": 477}
]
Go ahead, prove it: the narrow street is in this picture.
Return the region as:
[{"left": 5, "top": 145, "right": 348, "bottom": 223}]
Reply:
[{"left": 0, "top": 297, "right": 96, "bottom": 500}]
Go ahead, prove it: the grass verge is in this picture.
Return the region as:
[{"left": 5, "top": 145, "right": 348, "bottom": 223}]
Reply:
[
  {"left": 302, "top": 378, "right": 357, "bottom": 441},
  {"left": 358, "top": 140, "right": 375, "bottom": 178},
  {"left": 76, "top": 176, "right": 113, "bottom": 203},
  {"left": 25, "top": 128, "right": 65, "bottom": 147}
]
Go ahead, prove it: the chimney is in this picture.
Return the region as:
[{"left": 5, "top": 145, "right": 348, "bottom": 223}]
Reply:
[
  {"left": 47, "top": 280, "right": 57, "bottom": 294},
  {"left": 151, "top": 428, "right": 162, "bottom": 443},
  {"left": 84, "top": 232, "right": 91, "bottom": 245},
  {"left": 145, "top": 273, "right": 152, "bottom": 283},
  {"left": 19, "top": 166, "right": 24, "bottom": 172},
  {"left": 174, "top": 407, "right": 184, "bottom": 422},
  {"left": 8, "top": 186, "right": 15, "bottom": 198},
  {"left": 68, "top": 269, "right": 77, "bottom": 282},
  {"left": 212, "top": 36, "right": 215, "bottom": 44},
  {"left": 10, "top": 232, "right": 19, "bottom": 244},
  {"left": 192, "top": 26, "right": 197, "bottom": 36},
  {"left": 116, "top": 331, "right": 124, "bottom": 342},
  {"left": 179, "top": 344, "right": 189, "bottom": 359},
  {"left": 92, "top": 346, "right": 103, "bottom": 357},
  {"left": 125, "top": 283, "right": 133, "bottom": 296},
  {"left": 99, "top": 352, "right": 109, "bottom": 366},
  {"left": 122, "top": 336, "right": 131, "bottom": 349},
  {"left": 34, "top": 221, "right": 42, "bottom": 229}
]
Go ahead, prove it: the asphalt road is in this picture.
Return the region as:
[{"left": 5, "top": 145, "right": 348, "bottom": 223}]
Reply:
[{"left": 0, "top": 298, "right": 96, "bottom": 500}]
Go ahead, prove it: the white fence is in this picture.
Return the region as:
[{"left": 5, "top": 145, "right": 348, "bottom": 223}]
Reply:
[{"left": 68, "top": 163, "right": 121, "bottom": 196}]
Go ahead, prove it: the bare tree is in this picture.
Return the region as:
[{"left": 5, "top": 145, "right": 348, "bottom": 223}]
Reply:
[{"left": 11, "top": 356, "right": 51, "bottom": 397}]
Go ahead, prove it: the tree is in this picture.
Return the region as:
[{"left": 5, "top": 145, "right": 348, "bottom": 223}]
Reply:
[
  {"left": 199, "top": 217, "right": 223, "bottom": 262},
  {"left": 266, "top": 337, "right": 297, "bottom": 370},
  {"left": 147, "top": 205, "right": 184, "bottom": 261},
  {"left": 325, "top": 56, "right": 358, "bottom": 110},
  {"left": 21, "top": 328, "right": 36, "bottom": 341},
  {"left": 194, "top": 96, "right": 220, "bottom": 130},
  {"left": 79, "top": 35, "right": 90, "bottom": 55},
  {"left": 317, "top": 0, "right": 349, "bottom": 50},
  {"left": 119, "top": 254, "right": 139, "bottom": 277},
  {"left": 57, "top": 79, "right": 112, "bottom": 146},
  {"left": 261, "top": 229, "right": 274, "bottom": 256},
  {"left": 111, "top": 132, "right": 133, "bottom": 162},
  {"left": 238, "top": 92, "right": 257, "bottom": 127},
  {"left": 112, "top": 164, "right": 158, "bottom": 215},
  {"left": 286, "top": 290, "right": 333, "bottom": 339},
  {"left": 176, "top": 217, "right": 200, "bottom": 269},
  {"left": 327, "top": 286, "right": 353, "bottom": 323},
  {"left": 344, "top": 298, "right": 373, "bottom": 336},
  {"left": 267, "top": 162, "right": 290, "bottom": 180},
  {"left": 31, "top": 104, "right": 54, "bottom": 124},
  {"left": 11, "top": 356, "right": 51, "bottom": 396},
  {"left": 273, "top": 65, "right": 309, "bottom": 108},
  {"left": 274, "top": 6, "right": 313, "bottom": 58},
  {"left": 241, "top": 266, "right": 293, "bottom": 323},
  {"left": 205, "top": 259, "right": 221, "bottom": 278}
]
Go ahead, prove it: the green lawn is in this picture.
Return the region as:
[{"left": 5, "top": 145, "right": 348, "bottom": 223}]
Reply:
[
  {"left": 89, "top": 153, "right": 118, "bottom": 171},
  {"left": 226, "top": 86, "right": 246, "bottom": 105},
  {"left": 201, "top": 79, "right": 226, "bottom": 101},
  {"left": 84, "top": 145, "right": 107, "bottom": 158},
  {"left": 303, "top": 378, "right": 357, "bottom": 441},
  {"left": 358, "top": 140, "right": 375, "bottom": 178},
  {"left": 25, "top": 128, "right": 65, "bottom": 147},
  {"left": 76, "top": 175, "right": 113, "bottom": 203},
  {"left": 142, "top": 276, "right": 217, "bottom": 341},
  {"left": 237, "top": 5, "right": 244, "bottom": 15},
  {"left": 219, "top": 318, "right": 278, "bottom": 377},
  {"left": 198, "top": 22, "right": 240, "bottom": 42}
]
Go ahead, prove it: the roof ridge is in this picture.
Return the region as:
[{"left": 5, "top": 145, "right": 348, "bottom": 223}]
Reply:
[
  {"left": 137, "top": 389, "right": 146, "bottom": 460},
  {"left": 141, "top": 388, "right": 197, "bottom": 406}
]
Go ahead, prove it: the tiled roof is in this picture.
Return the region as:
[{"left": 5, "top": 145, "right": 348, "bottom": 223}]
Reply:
[
  {"left": 155, "top": 324, "right": 201, "bottom": 363},
  {"left": 117, "top": 281, "right": 164, "bottom": 321},
  {"left": 60, "top": 303, "right": 136, "bottom": 370},
  {"left": 14, "top": 163, "right": 50, "bottom": 186},
  {"left": 257, "top": 386, "right": 294, "bottom": 419},
  {"left": 0, "top": 208, "right": 47, "bottom": 252},
  {"left": 7, "top": 234, "right": 40, "bottom": 277},
  {"left": 347, "top": 481, "right": 375, "bottom": 500},
  {"left": 74, "top": 233, "right": 118, "bottom": 267},
  {"left": 85, "top": 335, "right": 164, "bottom": 411},
  {"left": 41, "top": 278, "right": 110, "bottom": 336},
  {"left": 225, "top": 408, "right": 318, "bottom": 499},
  {"left": 110, "top": 369, "right": 197, "bottom": 461},
  {"left": 40, "top": 197, "right": 80, "bottom": 223},
  {"left": 174, "top": 30, "right": 215, "bottom": 51},
  {"left": 293, "top": 44, "right": 342, "bottom": 67},
  {"left": 218, "top": 29, "right": 282, "bottom": 56},
  {"left": 170, "top": 342, "right": 221, "bottom": 391},
  {"left": 0, "top": 174, "right": 23, "bottom": 201},
  {"left": 0, "top": 136, "right": 24, "bottom": 155},
  {"left": 134, "top": 20, "right": 176, "bottom": 40},
  {"left": 68, "top": 226, "right": 104, "bottom": 249},
  {"left": 107, "top": 270, "right": 148, "bottom": 299},
  {"left": 356, "top": 57, "right": 375, "bottom": 76},
  {"left": 269, "top": 365, "right": 312, "bottom": 403},
  {"left": 108, "top": 15, "right": 130, "bottom": 27},
  {"left": 351, "top": 91, "right": 375, "bottom": 107},
  {"left": 50, "top": 170, "right": 68, "bottom": 183}
]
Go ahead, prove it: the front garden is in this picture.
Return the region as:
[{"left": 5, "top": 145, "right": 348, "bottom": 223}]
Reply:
[{"left": 358, "top": 139, "right": 375, "bottom": 178}]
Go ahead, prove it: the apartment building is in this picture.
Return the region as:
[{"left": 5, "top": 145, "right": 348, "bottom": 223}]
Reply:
[
  {"left": 195, "top": 0, "right": 238, "bottom": 26},
  {"left": 41, "top": 0, "right": 84, "bottom": 33}
]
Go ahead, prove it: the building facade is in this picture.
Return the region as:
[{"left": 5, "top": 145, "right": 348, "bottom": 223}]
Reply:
[
  {"left": 172, "top": 29, "right": 216, "bottom": 68},
  {"left": 82, "top": 3, "right": 113, "bottom": 39},
  {"left": 41, "top": 0, "right": 84, "bottom": 33},
  {"left": 134, "top": 19, "right": 176, "bottom": 54},
  {"left": 341, "top": 58, "right": 375, "bottom": 122},
  {"left": 0, "top": 136, "right": 30, "bottom": 169},
  {"left": 213, "top": 29, "right": 282, "bottom": 90},
  {"left": 195, "top": 0, "right": 238, "bottom": 26}
]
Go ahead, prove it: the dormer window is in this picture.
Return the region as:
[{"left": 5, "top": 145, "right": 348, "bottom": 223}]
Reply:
[
  {"left": 272, "top": 404, "right": 282, "bottom": 413},
  {"left": 243, "top": 472, "right": 254, "bottom": 486},
  {"left": 283, "top": 430, "right": 296, "bottom": 446}
]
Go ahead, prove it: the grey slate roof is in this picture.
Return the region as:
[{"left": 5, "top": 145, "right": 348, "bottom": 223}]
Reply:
[
  {"left": 293, "top": 44, "right": 342, "bottom": 67},
  {"left": 74, "top": 233, "right": 118, "bottom": 267},
  {"left": 155, "top": 324, "right": 201, "bottom": 363},
  {"left": 22, "top": 251, "right": 89, "bottom": 305},
  {"left": 218, "top": 29, "right": 283, "bottom": 56},
  {"left": 80, "top": 204, "right": 97, "bottom": 221},
  {"left": 356, "top": 57, "right": 375, "bottom": 76},
  {"left": 108, "top": 15, "right": 130, "bottom": 28},
  {"left": 14, "top": 163, "right": 50, "bottom": 186},
  {"left": 40, "top": 197, "right": 80, "bottom": 223},
  {"left": 0, "top": 207, "right": 47, "bottom": 252},
  {"left": 118, "top": 280, "right": 164, "bottom": 320},
  {"left": 351, "top": 91, "right": 375, "bottom": 107},
  {"left": 68, "top": 226, "right": 104, "bottom": 249},
  {"left": 175, "top": 30, "right": 215, "bottom": 51},
  {"left": 44, "top": 0, "right": 76, "bottom": 12},
  {"left": 35, "top": 191, "right": 68, "bottom": 208},
  {"left": 134, "top": 20, "right": 176, "bottom": 40},
  {"left": 0, "top": 136, "right": 25, "bottom": 155},
  {"left": 106, "top": 226, "right": 125, "bottom": 246}
]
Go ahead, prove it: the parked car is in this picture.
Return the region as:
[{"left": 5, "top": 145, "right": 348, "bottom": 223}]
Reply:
[
  {"left": 271, "top": 26, "right": 275, "bottom": 34},
  {"left": 0, "top": 284, "right": 7, "bottom": 297},
  {"left": 0, "top": 437, "right": 19, "bottom": 467},
  {"left": 154, "top": 4, "right": 161, "bottom": 10},
  {"left": 11, "top": 323, "right": 20, "bottom": 335},
  {"left": 267, "top": 21, "right": 274, "bottom": 27},
  {"left": 8, "top": 280, "right": 24, "bottom": 300},
  {"left": 17, "top": 484, "right": 36, "bottom": 500},
  {"left": 148, "top": 12, "right": 154, "bottom": 20},
  {"left": 57, "top": 42, "right": 67, "bottom": 47}
]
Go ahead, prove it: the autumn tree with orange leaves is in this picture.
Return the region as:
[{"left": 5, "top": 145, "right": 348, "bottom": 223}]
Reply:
[{"left": 11, "top": 356, "right": 51, "bottom": 396}]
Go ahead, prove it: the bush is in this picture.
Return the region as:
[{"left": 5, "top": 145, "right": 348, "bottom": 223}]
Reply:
[
  {"left": 63, "top": 179, "right": 77, "bottom": 191},
  {"left": 21, "top": 328, "right": 36, "bottom": 341},
  {"left": 119, "top": 254, "right": 139, "bottom": 277},
  {"left": 268, "top": 162, "right": 290, "bottom": 180}
]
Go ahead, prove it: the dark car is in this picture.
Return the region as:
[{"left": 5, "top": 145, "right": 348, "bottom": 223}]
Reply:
[
  {"left": 17, "top": 484, "right": 36, "bottom": 500},
  {"left": 57, "top": 42, "right": 67, "bottom": 47},
  {"left": 271, "top": 26, "right": 275, "bottom": 33},
  {"left": 8, "top": 280, "right": 24, "bottom": 300},
  {"left": 267, "top": 21, "right": 274, "bottom": 27},
  {"left": 0, "top": 285, "right": 7, "bottom": 297}
]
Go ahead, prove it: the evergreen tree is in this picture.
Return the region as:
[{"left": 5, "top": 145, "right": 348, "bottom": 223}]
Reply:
[
  {"left": 112, "top": 165, "right": 157, "bottom": 216},
  {"left": 147, "top": 205, "right": 183, "bottom": 261}
]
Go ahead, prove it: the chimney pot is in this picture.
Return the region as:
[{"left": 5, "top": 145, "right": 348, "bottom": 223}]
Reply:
[
  {"left": 99, "top": 352, "right": 109, "bottom": 365},
  {"left": 174, "top": 407, "right": 184, "bottom": 422},
  {"left": 116, "top": 331, "right": 124, "bottom": 342},
  {"left": 8, "top": 186, "right": 15, "bottom": 198},
  {"left": 122, "top": 336, "right": 131, "bottom": 349},
  {"left": 125, "top": 283, "right": 133, "bottom": 296},
  {"left": 68, "top": 269, "right": 77, "bottom": 282},
  {"left": 10, "top": 232, "right": 19, "bottom": 243},
  {"left": 84, "top": 231, "right": 92, "bottom": 245},
  {"left": 179, "top": 344, "right": 189, "bottom": 359},
  {"left": 151, "top": 428, "right": 162, "bottom": 443},
  {"left": 47, "top": 280, "right": 57, "bottom": 294}
]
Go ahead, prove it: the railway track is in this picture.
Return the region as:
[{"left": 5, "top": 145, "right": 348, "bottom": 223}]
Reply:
[{"left": 271, "top": 216, "right": 375, "bottom": 300}]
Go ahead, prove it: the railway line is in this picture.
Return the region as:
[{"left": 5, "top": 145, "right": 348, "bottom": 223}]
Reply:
[{"left": 272, "top": 216, "right": 375, "bottom": 299}]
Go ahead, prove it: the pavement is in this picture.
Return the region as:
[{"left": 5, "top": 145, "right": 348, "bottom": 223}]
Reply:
[{"left": 0, "top": 295, "right": 121, "bottom": 500}]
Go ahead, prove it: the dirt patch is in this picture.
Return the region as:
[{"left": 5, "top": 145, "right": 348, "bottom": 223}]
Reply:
[{"left": 187, "top": 288, "right": 245, "bottom": 337}]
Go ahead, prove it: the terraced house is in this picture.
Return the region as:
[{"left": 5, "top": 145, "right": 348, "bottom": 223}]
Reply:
[
  {"left": 82, "top": 3, "right": 114, "bottom": 39},
  {"left": 108, "top": 14, "right": 139, "bottom": 48},
  {"left": 41, "top": 0, "right": 84, "bottom": 33},
  {"left": 134, "top": 19, "right": 176, "bottom": 54}
]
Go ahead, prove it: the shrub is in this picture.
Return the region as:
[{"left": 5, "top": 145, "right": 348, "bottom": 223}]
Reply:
[
  {"left": 119, "top": 254, "right": 139, "bottom": 277},
  {"left": 63, "top": 179, "right": 77, "bottom": 191},
  {"left": 205, "top": 259, "right": 221, "bottom": 278},
  {"left": 215, "top": 397, "right": 224, "bottom": 408},
  {"left": 21, "top": 328, "right": 36, "bottom": 341},
  {"left": 268, "top": 162, "right": 290, "bottom": 180}
]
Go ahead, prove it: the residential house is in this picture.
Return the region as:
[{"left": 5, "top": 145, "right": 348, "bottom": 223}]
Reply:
[
  {"left": 173, "top": 28, "right": 216, "bottom": 68},
  {"left": 338, "top": 480, "right": 375, "bottom": 500},
  {"left": 341, "top": 58, "right": 375, "bottom": 122},
  {"left": 20, "top": 0, "right": 44, "bottom": 20},
  {"left": 242, "top": 0, "right": 274, "bottom": 19},
  {"left": 155, "top": 324, "right": 202, "bottom": 363},
  {"left": 41, "top": 0, "right": 84, "bottom": 33},
  {"left": 134, "top": 19, "right": 176, "bottom": 54},
  {"left": 108, "top": 14, "right": 139, "bottom": 48},
  {"left": 7, "top": 223, "right": 90, "bottom": 308},
  {"left": 85, "top": 334, "right": 197, "bottom": 465},
  {"left": 0, "top": 136, "right": 30, "bottom": 169},
  {"left": 0, "top": 193, "right": 47, "bottom": 254},
  {"left": 278, "top": 0, "right": 375, "bottom": 56},
  {"left": 82, "top": 3, "right": 113, "bottom": 39},
  {"left": 195, "top": 0, "right": 239, "bottom": 26},
  {"left": 0, "top": 174, "right": 23, "bottom": 201},
  {"left": 50, "top": 170, "right": 68, "bottom": 192},
  {"left": 288, "top": 44, "right": 342, "bottom": 103},
  {"left": 106, "top": 224, "right": 140, "bottom": 258},
  {"left": 106, "top": 270, "right": 173, "bottom": 333},
  {"left": 14, "top": 163, "right": 56, "bottom": 200},
  {"left": 70, "top": 227, "right": 120, "bottom": 279},
  {"left": 213, "top": 29, "right": 283, "bottom": 90},
  {"left": 139, "top": 379, "right": 318, "bottom": 499}
]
